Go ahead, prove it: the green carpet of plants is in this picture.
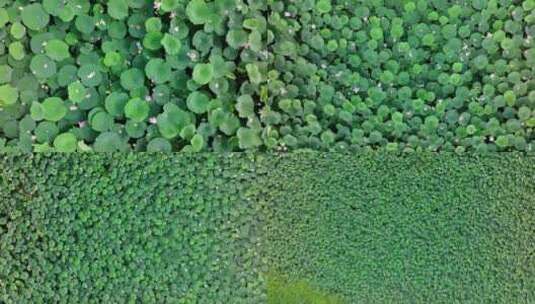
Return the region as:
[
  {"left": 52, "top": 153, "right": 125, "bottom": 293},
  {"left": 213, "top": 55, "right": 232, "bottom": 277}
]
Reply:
[
  {"left": 264, "top": 153, "right": 535, "bottom": 303},
  {"left": 268, "top": 0, "right": 535, "bottom": 152},
  {"left": 0, "top": 0, "right": 534, "bottom": 152},
  {"left": 0, "top": 0, "right": 268, "bottom": 152},
  {"left": 0, "top": 154, "right": 266, "bottom": 303},
  {"left": 1, "top": 153, "right": 534, "bottom": 303}
]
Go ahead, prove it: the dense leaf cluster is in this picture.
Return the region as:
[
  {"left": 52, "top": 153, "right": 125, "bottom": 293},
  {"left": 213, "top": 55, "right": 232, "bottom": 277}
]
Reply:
[
  {"left": 268, "top": 0, "right": 535, "bottom": 152},
  {"left": 0, "top": 1, "right": 534, "bottom": 152},
  {"left": 2, "top": 153, "right": 534, "bottom": 302},
  {"left": 0, "top": 0, "right": 268, "bottom": 152},
  {"left": 263, "top": 153, "right": 535, "bottom": 302},
  {"left": 0, "top": 154, "right": 265, "bottom": 303}
]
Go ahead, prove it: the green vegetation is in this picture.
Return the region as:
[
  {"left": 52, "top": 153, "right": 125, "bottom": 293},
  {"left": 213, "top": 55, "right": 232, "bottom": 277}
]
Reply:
[
  {"left": 0, "top": 0, "right": 268, "bottom": 152},
  {"left": 263, "top": 153, "right": 535, "bottom": 303},
  {"left": 1, "top": 153, "right": 534, "bottom": 303},
  {"left": 267, "top": 0, "right": 535, "bottom": 152},
  {"left": 0, "top": 154, "right": 265, "bottom": 303},
  {"left": 267, "top": 272, "right": 343, "bottom": 304},
  {"left": 0, "top": 1, "right": 533, "bottom": 152}
]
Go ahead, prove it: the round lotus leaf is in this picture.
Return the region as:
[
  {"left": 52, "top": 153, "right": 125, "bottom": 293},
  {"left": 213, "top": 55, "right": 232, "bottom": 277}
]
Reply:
[
  {"left": 125, "top": 120, "right": 146, "bottom": 138},
  {"left": 127, "top": 14, "right": 146, "bottom": 38},
  {"left": 93, "top": 132, "right": 125, "bottom": 152},
  {"left": 103, "top": 51, "right": 122, "bottom": 67},
  {"left": 161, "top": 0, "right": 179, "bottom": 12},
  {"left": 186, "top": 91, "right": 210, "bottom": 114},
  {"left": 21, "top": 4, "right": 50, "bottom": 31},
  {"left": 161, "top": 34, "right": 182, "bottom": 55},
  {"left": 190, "top": 134, "right": 204, "bottom": 152},
  {"left": 53, "top": 132, "right": 77, "bottom": 152},
  {"left": 186, "top": 0, "right": 213, "bottom": 25},
  {"left": 78, "top": 64, "right": 102, "bottom": 87},
  {"left": 243, "top": 17, "right": 267, "bottom": 32},
  {"left": 68, "top": 82, "right": 87, "bottom": 103},
  {"left": 180, "top": 124, "right": 196, "bottom": 140},
  {"left": 316, "top": 0, "right": 332, "bottom": 13},
  {"left": 169, "top": 19, "right": 189, "bottom": 39},
  {"left": 145, "top": 17, "right": 162, "bottom": 33},
  {"left": 105, "top": 92, "right": 129, "bottom": 117},
  {"left": 248, "top": 31, "right": 263, "bottom": 52},
  {"left": 108, "top": 0, "right": 128, "bottom": 20},
  {"left": 143, "top": 31, "right": 163, "bottom": 50},
  {"left": 45, "top": 39, "right": 70, "bottom": 61},
  {"left": 8, "top": 42, "right": 25, "bottom": 60},
  {"left": 126, "top": 0, "right": 145, "bottom": 9},
  {"left": 10, "top": 22, "right": 26, "bottom": 40},
  {"left": 0, "top": 65, "right": 12, "bottom": 84},
  {"left": 226, "top": 29, "right": 248, "bottom": 49},
  {"left": 245, "top": 64, "right": 262, "bottom": 84},
  {"left": 124, "top": 97, "right": 149, "bottom": 122},
  {"left": 0, "top": 85, "right": 18, "bottom": 106},
  {"left": 192, "top": 31, "right": 214, "bottom": 55},
  {"left": 67, "top": 0, "right": 90, "bottom": 14},
  {"left": 30, "top": 32, "right": 55, "bottom": 54},
  {"left": 1, "top": 119, "right": 19, "bottom": 139},
  {"left": 108, "top": 21, "right": 127, "bottom": 39},
  {"left": 145, "top": 58, "right": 172, "bottom": 84},
  {"left": 156, "top": 104, "right": 191, "bottom": 139},
  {"left": 120, "top": 68, "right": 145, "bottom": 91},
  {"left": 58, "top": 5, "right": 75, "bottom": 22},
  {"left": 87, "top": 108, "right": 104, "bottom": 124},
  {"left": 209, "top": 77, "right": 229, "bottom": 96},
  {"left": 30, "top": 102, "right": 44, "bottom": 121},
  {"left": 57, "top": 65, "right": 78, "bottom": 87},
  {"left": 19, "top": 116, "right": 36, "bottom": 134},
  {"left": 43, "top": 0, "right": 65, "bottom": 15},
  {"left": 156, "top": 113, "right": 179, "bottom": 139},
  {"left": 236, "top": 95, "right": 255, "bottom": 118},
  {"left": 34, "top": 121, "right": 59, "bottom": 143},
  {"left": 219, "top": 113, "right": 240, "bottom": 135},
  {"left": 42, "top": 97, "right": 67, "bottom": 122},
  {"left": 90, "top": 111, "right": 114, "bottom": 132},
  {"left": 153, "top": 85, "right": 171, "bottom": 104},
  {"left": 30, "top": 54, "right": 57, "bottom": 79},
  {"left": 146, "top": 137, "right": 172, "bottom": 152},
  {"left": 192, "top": 63, "right": 214, "bottom": 85},
  {"left": 75, "top": 15, "right": 95, "bottom": 34},
  {"left": 504, "top": 90, "right": 516, "bottom": 106},
  {"left": 207, "top": 55, "right": 228, "bottom": 77},
  {"left": 237, "top": 127, "right": 262, "bottom": 149}
]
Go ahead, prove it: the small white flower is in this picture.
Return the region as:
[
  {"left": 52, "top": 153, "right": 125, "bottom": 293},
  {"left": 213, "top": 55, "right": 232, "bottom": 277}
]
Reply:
[{"left": 187, "top": 51, "right": 198, "bottom": 61}]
